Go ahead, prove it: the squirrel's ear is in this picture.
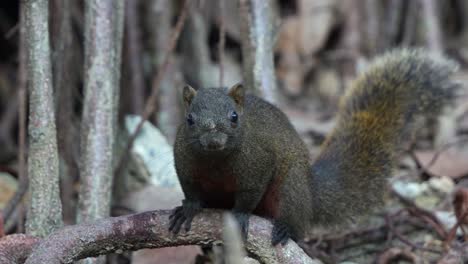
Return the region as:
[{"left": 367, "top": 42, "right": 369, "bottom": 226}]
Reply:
[
  {"left": 228, "top": 83, "right": 245, "bottom": 107},
  {"left": 183, "top": 85, "right": 197, "bottom": 107}
]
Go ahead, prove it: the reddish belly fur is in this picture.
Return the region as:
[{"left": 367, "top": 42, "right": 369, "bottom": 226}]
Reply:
[{"left": 193, "top": 168, "right": 280, "bottom": 219}]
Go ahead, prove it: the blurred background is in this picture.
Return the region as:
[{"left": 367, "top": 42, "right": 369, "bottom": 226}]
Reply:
[{"left": 0, "top": 0, "right": 468, "bottom": 263}]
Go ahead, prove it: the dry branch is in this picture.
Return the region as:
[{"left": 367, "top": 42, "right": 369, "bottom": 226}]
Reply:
[
  {"left": 23, "top": 210, "right": 318, "bottom": 264},
  {"left": 24, "top": 0, "right": 63, "bottom": 237}
]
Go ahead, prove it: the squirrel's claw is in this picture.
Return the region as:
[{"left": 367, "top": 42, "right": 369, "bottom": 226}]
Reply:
[
  {"left": 272, "top": 221, "right": 291, "bottom": 246},
  {"left": 169, "top": 206, "right": 186, "bottom": 234},
  {"left": 168, "top": 201, "right": 201, "bottom": 234}
]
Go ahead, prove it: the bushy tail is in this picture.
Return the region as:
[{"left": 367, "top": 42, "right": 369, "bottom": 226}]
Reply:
[{"left": 310, "top": 49, "right": 459, "bottom": 225}]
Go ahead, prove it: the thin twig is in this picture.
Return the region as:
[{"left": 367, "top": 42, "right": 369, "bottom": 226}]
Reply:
[
  {"left": 2, "top": 2, "right": 28, "bottom": 226},
  {"left": 385, "top": 213, "right": 442, "bottom": 254},
  {"left": 218, "top": 0, "right": 225, "bottom": 87},
  {"left": 124, "top": 0, "right": 145, "bottom": 114},
  {"left": 444, "top": 210, "right": 468, "bottom": 248},
  {"left": 114, "top": 0, "right": 190, "bottom": 178},
  {"left": 376, "top": 247, "right": 421, "bottom": 264},
  {"left": 4, "top": 23, "right": 19, "bottom": 39},
  {"left": 16, "top": 53, "right": 27, "bottom": 234},
  {"left": 0, "top": 212, "right": 4, "bottom": 238},
  {"left": 391, "top": 188, "right": 448, "bottom": 239}
]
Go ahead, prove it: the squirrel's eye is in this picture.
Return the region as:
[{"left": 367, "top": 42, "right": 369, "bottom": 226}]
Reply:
[
  {"left": 230, "top": 111, "right": 238, "bottom": 123},
  {"left": 187, "top": 114, "right": 195, "bottom": 126}
]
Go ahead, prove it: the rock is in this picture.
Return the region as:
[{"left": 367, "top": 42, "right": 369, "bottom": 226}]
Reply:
[
  {"left": 434, "top": 211, "right": 462, "bottom": 235},
  {"left": 392, "top": 178, "right": 456, "bottom": 210},
  {"left": 428, "top": 176, "right": 455, "bottom": 194},
  {"left": 124, "top": 115, "right": 180, "bottom": 190},
  {"left": 392, "top": 181, "right": 428, "bottom": 199},
  {"left": 121, "top": 185, "right": 183, "bottom": 212},
  {"left": 117, "top": 115, "right": 184, "bottom": 209}
]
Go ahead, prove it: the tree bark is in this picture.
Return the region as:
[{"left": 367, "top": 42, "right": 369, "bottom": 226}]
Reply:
[
  {"left": 239, "top": 0, "right": 278, "bottom": 103},
  {"left": 23, "top": 0, "right": 63, "bottom": 238}
]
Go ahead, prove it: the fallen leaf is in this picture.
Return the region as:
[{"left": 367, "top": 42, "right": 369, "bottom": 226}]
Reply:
[{"left": 414, "top": 150, "right": 468, "bottom": 179}]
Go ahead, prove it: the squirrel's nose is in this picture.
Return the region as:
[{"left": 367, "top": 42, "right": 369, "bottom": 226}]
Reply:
[{"left": 205, "top": 120, "right": 216, "bottom": 131}]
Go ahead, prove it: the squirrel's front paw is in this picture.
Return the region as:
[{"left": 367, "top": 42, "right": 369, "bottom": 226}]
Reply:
[
  {"left": 272, "top": 221, "right": 291, "bottom": 246},
  {"left": 232, "top": 212, "right": 250, "bottom": 241},
  {"left": 169, "top": 200, "right": 201, "bottom": 234}
]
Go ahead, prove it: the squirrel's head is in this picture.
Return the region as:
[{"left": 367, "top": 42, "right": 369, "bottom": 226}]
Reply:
[{"left": 182, "top": 83, "right": 245, "bottom": 154}]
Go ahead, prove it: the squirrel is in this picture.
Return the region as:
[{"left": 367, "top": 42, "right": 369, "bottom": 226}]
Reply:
[{"left": 168, "top": 49, "right": 459, "bottom": 245}]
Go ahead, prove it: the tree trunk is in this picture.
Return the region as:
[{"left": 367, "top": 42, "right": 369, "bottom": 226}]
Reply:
[
  {"left": 77, "top": 0, "right": 124, "bottom": 262},
  {"left": 78, "top": 0, "right": 124, "bottom": 223},
  {"left": 419, "top": 0, "right": 443, "bottom": 51},
  {"left": 239, "top": 0, "right": 278, "bottom": 103},
  {"left": 24, "top": 0, "right": 63, "bottom": 238}
]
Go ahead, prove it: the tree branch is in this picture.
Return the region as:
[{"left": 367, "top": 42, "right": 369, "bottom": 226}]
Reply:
[
  {"left": 24, "top": 210, "right": 318, "bottom": 264},
  {"left": 0, "top": 234, "right": 40, "bottom": 264}
]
